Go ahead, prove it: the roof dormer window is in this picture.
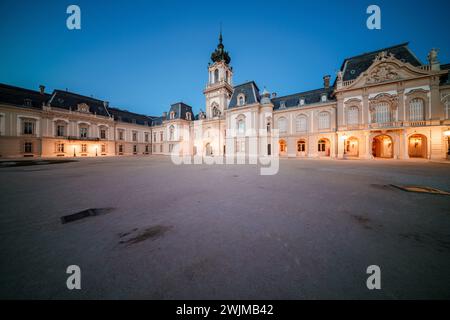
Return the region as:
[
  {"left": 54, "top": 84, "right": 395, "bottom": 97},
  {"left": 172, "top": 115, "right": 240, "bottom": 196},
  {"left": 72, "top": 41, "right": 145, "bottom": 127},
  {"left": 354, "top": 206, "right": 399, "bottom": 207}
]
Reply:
[
  {"left": 24, "top": 99, "right": 32, "bottom": 107},
  {"left": 238, "top": 94, "right": 246, "bottom": 106},
  {"left": 170, "top": 111, "right": 175, "bottom": 119},
  {"left": 186, "top": 112, "right": 192, "bottom": 120},
  {"left": 321, "top": 94, "right": 327, "bottom": 103},
  {"left": 299, "top": 97, "right": 305, "bottom": 106},
  {"left": 280, "top": 101, "right": 286, "bottom": 109}
]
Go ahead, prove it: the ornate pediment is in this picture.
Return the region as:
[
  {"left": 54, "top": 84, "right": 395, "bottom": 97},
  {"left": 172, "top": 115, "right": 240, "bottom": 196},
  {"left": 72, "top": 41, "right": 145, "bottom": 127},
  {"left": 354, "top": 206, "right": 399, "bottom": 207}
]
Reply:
[
  {"left": 338, "top": 51, "right": 438, "bottom": 90},
  {"left": 77, "top": 103, "right": 90, "bottom": 113}
]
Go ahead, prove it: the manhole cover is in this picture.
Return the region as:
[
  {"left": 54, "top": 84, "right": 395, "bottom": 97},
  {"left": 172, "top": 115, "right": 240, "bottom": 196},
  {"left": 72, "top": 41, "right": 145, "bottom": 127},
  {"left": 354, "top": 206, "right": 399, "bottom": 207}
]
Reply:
[{"left": 390, "top": 185, "right": 450, "bottom": 196}]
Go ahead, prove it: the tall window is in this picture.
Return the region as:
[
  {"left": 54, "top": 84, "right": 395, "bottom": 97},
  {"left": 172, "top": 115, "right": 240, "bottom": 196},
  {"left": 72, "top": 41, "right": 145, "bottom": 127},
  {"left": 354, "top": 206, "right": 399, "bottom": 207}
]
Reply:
[
  {"left": 237, "top": 119, "right": 245, "bottom": 134},
  {"left": 56, "top": 124, "right": 65, "bottom": 137},
  {"left": 119, "top": 144, "right": 123, "bottom": 153},
  {"left": 81, "top": 144, "right": 87, "bottom": 153},
  {"left": 409, "top": 98, "right": 424, "bottom": 121},
  {"left": 297, "top": 140, "right": 306, "bottom": 152},
  {"left": 160, "top": 131, "right": 163, "bottom": 141},
  {"left": 318, "top": 139, "right": 327, "bottom": 152},
  {"left": 145, "top": 133, "right": 149, "bottom": 142},
  {"left": 56, "top": 143, "right": 65, "bottom": 153},
  {"left": 101, "top": 144, "right": 106, "bottom": 153},
  {"left": 318, "top": 112, "right": 330, "bottom": 129},
  {"left": 80, "top": 127, "right": 88, "bottom": 138},
  {"left": 24, "top": 142, "right": 33, "bottom": 153},
  {"left": 133, "top": 145, "right": 137, "bottom": 153},
  {"left": 132, "top": 131, "right": 137, "bottom": 142},
  {"left": 23, "top": 120, "right": 34, "bottom": 135},
  {"left": 347, "top": 106, "right": 359, "bottom": 125},
  {"left": 153, "top": 132, "right": 156, "bottom": 142},
  {"left": 214, "top": 69, "right": 219, "bottom": 83},
  {"left": 278, "top": 117, "right": 287, "bottom": 133},
  {"left": 374, "top": 102, "right": 390, "bottom": 123},
  {"left": 100, "top": 128, "right": 106, "bottom": 139},
  {"left": 118, "top": 130, "right": 124, "bottom": 140},
  {"left": 446, "top": 100, "right": 450, "bottom": 119},
  {"left": 169, "top": 125, "right": 175, "bottom": 140},
  {"left": 296, "top": 115, "right": 307, "bottom": 132}
]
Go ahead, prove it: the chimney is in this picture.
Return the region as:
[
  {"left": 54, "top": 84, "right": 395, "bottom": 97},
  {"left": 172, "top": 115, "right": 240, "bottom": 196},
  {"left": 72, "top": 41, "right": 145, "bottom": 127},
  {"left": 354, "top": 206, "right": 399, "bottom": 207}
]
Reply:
[
  {"left": 323, "top": 75, "right": 331, "bottom": 89},
  {"left": 39, "top": 85, "right": 45, "bottom": 95},
  {"left": 272, "top": 92, "right": 277, "bottom": 98}
]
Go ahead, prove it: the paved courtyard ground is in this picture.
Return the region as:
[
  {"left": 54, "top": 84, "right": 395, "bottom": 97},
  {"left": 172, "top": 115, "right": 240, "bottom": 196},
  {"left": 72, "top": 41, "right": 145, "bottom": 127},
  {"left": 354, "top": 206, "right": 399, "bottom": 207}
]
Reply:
[{"left": 0, "top": 156, "right": 449, "bottom": 299}]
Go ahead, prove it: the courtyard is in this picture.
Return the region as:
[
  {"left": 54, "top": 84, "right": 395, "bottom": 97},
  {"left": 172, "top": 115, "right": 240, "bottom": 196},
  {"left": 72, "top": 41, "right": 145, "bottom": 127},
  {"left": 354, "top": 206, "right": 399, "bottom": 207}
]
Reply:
[{"left": 0, "top": 156, "right": 449, "bottom": 299}]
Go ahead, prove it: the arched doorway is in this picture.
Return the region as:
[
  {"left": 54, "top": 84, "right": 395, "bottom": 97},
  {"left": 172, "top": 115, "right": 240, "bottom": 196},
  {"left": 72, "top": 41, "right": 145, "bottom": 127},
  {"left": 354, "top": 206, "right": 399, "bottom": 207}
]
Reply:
[
  {"left": 205, "top": 143, "right": 213, "bottom": 156},
  {"left": 318, "top": 138, "right": 330, "bottom": 157},
  {"left": 279, "top": 139, "right": 287, "bottom": 156},
  {"left": 372, "top": 135, "right": 393, "bottom": 158},
  {"left": 346, "top": 137, "right": 359, "bottom": 157},
  {"left": 297, "top": 139, "right": 307, "bottom": 157},
  {"left": 408, "top": 134, "right": 427, "bottom": 158}
]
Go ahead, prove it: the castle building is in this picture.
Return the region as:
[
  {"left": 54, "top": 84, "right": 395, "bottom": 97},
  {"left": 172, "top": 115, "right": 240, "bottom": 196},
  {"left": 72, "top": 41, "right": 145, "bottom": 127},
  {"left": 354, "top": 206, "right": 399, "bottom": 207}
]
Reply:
[{"left": 1, "top": 34, "right": 450, "bottom": 160}]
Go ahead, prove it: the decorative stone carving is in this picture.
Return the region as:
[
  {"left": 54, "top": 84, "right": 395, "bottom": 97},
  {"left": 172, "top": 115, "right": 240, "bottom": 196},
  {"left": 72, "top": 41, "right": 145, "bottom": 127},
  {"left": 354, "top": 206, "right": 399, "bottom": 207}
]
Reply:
[
  {"left": 77, "top": 103, "right": 90, "bottom": 113},
  {"left": 427, "top": 48, "right": 439, "bottom": 65},
  {"left": 366, "top": 63, "right": 401, "bottom": 84}
]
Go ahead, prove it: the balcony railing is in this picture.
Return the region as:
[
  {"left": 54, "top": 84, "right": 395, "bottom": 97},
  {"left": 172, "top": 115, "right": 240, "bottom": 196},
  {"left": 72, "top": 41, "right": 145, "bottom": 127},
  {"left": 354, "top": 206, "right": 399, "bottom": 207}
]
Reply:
[
  {"left": 368, "top": 121, "right": 403, "bottom": 129},
  {"left": 67, "top": 136, "right": 100, "bottom": 141}
]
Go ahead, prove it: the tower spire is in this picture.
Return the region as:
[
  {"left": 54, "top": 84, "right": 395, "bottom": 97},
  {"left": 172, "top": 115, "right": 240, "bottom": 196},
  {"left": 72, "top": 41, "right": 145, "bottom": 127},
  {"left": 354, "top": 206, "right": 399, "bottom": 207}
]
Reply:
[{"left": 211, "top": 25, "right": 231, "bottom": 65}]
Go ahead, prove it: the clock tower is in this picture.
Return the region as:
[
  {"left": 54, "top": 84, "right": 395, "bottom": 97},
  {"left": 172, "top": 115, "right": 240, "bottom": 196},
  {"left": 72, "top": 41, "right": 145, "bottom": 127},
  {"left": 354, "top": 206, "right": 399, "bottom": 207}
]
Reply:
[{"left": 203, "top": 32, "right": 233, "bottom": 119}]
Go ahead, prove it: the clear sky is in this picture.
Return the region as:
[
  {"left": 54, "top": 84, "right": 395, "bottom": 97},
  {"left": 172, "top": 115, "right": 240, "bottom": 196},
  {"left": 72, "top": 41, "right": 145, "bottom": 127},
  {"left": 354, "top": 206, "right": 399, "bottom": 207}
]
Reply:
[{"left": 1, "top": 0, "right": 449, "bottom": 116}]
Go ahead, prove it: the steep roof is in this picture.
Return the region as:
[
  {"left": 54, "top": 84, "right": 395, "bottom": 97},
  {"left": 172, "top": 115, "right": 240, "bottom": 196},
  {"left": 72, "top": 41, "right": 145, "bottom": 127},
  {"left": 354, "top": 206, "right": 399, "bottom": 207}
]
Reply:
[
  {"left": 168, "top": 102, "right": 194, "bottom": 120},
  {"left": 108, "top": 107, "right": 153, "bottom": 126},
  {"left": 440, "top": 63, "right": 450, "bottom": 85},
  {"left": 272, "top": 87, "right": 335, "bottom": 110},
  {"left": 339, "top": 42, "right": 422, "bottom": 82},
  {"left": 49, "top": 90, "right": 110, "bottom": 117},
  {"left": 0, "top": 83, "right": 50, "bottom": 110},
  {"left": 228, "top": 81, "right": 260, "bottom": 109}
]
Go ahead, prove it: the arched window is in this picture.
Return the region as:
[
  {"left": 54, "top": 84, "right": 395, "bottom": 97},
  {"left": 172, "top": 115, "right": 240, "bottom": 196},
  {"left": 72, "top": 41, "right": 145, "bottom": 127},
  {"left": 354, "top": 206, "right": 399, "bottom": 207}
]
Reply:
[
  {"left": 297, "top": 139, "right": 306, "bottom": 152},
  {"left": 170, "top": 111, "right": 175, "bottom": 120},
  {"left": 214, "top": 69, "right": 219, "bottom": 83},
  {"left": 277, "top": 117, "right": 287, "bottom": 133},
  {"left": 169, "top": 125, "right": 175, "bottom": 141},
  {"left": 296, "top": 115, "right": 307, "bottom": 132},
  {"left": 347, "top": 106, "right": 359, "bottom": 125},
  {"left": 318, "top": 139, "right": 327, "bottom": 152},
  {"left": 225, "top": 71, "right": 229, "bottom": 83},
  {"left": 373, "top": 102, "right": 390, "bottom": 123},
  {"left": 318, "top": 112, "right": 330, "bottom": 129},
  {"left": 238, "top": 94, "right": 246, "bottom": 106},
  {"left": 266, "top": 118, "right": 271, "bottom": 133},
  {"left": 237, "top": 119, "right": 245, "bottom": 134},
  {"left": 409, "top": 98, "right": 424, "bottom": 121}
]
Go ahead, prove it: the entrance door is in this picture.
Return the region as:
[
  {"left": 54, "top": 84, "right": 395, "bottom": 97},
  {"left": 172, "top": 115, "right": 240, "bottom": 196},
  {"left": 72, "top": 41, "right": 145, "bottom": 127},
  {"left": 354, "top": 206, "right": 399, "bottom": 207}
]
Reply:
[
  {"left": 408, "top": 134, "right": 427, "bottom": 158},
  {"left": 372, "top": 135, "right": 393, "bottom": 158}
]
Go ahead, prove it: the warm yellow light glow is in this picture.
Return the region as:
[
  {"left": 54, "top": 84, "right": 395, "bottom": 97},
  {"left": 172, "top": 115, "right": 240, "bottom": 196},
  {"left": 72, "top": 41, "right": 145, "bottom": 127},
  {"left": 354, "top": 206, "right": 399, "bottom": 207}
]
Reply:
[
  {"left": 444, "top": 130, "right": 450, "bottom": 137},
  {"left": 341, "top": 134, "right": 348, "bottom": 140}
]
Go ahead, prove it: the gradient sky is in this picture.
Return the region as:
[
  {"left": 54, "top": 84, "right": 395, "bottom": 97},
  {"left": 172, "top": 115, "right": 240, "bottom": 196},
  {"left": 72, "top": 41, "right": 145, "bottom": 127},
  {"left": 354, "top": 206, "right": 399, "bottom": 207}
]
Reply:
[{"left": 1, "top": 0, "right": 449, "bottom": 116}]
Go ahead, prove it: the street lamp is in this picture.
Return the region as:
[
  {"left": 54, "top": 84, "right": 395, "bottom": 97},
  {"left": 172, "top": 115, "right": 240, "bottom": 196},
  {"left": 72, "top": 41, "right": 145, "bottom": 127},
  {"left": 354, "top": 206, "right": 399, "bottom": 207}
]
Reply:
[
  {"left": 341, "top": 134, "right": 348, "bottom": 155},
  {"left": 444, "top": 130, "right": 450, "bottom": 156},
  {"left": 73, "top": 146, "right": 76, "bottom": 157}
]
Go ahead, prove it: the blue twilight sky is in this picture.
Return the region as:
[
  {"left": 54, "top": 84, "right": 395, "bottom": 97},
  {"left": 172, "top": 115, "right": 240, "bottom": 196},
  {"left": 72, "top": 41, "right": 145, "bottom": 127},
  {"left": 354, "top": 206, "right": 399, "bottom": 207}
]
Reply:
[{"left": 0, "top": 0, "right": 449, "bottom": 116}]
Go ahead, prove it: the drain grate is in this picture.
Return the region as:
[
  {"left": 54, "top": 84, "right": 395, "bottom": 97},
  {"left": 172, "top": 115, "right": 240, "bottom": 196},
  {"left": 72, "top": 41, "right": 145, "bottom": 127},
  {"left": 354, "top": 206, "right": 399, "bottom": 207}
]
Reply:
[
  {"left": 390, "top": 185, "right": 450, "bottom": 196},
  {"left": 61, "top": 208, "right": 114, "bottom": 224}
]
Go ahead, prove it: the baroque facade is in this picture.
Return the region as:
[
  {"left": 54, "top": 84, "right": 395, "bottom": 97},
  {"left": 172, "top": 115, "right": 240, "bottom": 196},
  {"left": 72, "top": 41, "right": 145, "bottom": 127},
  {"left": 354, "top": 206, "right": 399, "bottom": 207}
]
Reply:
[{"left": 1, "top": 35, "right": 450, "bottom": 160}]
